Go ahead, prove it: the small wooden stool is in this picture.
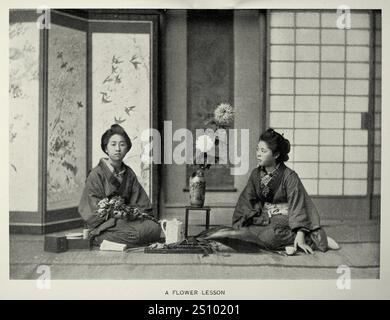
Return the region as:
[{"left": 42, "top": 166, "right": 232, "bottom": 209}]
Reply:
[{"left": 184, "top": 206, "right": 211, "bottom": 238}]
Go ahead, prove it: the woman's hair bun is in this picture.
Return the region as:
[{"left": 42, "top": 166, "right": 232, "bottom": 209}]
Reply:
[
  {"left": 101, "top": 124, "right": 132, "bottom": 155},
  {"left": 259, "top": 128, "right": 290, "bottom": 163}
]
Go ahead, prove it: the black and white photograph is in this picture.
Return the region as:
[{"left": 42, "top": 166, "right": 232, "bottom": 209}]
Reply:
[{"left": 2, "top": 0, "right": 389, "bottom": 300}]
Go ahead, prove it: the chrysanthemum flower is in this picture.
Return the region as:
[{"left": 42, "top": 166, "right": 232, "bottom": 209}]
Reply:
[
  {"left": 214, "top": 103, "right": 234, "bottom": 126},
  {"left": 195, "top": 134, "right": 215, "bottom": 153}
]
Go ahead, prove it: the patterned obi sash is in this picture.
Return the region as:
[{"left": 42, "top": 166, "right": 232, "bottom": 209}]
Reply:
[{"left": 263, "top": 202, "right": 289, "bottom": 217}]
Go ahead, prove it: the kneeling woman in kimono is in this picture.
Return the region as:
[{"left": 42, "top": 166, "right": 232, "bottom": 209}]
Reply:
[
  {"left": 78, "top": 124, "right": 161, "bottom": 247},
  {"left": 230, "top": 128, "right": 339, "bottom": 253},
  {"left": 201, "top": 128, "right": 338, "bottom": 254}
]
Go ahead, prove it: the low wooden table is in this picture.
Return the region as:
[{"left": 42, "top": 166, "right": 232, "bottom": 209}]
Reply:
[{"left": 184, "top": 206, "right": 211, "bottom": 238}]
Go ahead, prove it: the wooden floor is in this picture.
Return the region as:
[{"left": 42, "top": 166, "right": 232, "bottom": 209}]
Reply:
[{"left": 9, "top": 219, "right": 380, "bottom": 280}]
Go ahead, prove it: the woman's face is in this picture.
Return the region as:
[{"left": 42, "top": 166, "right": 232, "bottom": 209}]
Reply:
[
  {"left": 105, "top": 134, "right": 129, "bottom": 162},
  {"left": 256, "top": 140, "right": 278, "bottom": 167}
]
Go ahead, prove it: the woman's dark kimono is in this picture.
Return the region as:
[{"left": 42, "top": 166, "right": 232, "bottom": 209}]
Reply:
[
  {"left": 230, "top": 163, "right": 328, "bottom": 252},
  {"left": 199, "top": 163, "right": 328, "bottom": 252},
  {"left": 78, "top": 159, "right": 161, "bottom": 247}
]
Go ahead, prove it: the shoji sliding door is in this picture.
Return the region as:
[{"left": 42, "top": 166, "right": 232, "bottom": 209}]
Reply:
[{"left": 267, "top": 10, "right": 381, "bottom": 219}]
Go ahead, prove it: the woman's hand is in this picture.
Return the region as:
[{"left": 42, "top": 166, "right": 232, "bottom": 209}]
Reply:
[{"left": 294, "top": 230, "right": 314, "bottom": 254}]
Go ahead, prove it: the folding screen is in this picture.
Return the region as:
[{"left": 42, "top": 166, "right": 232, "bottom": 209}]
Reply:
[
  {"left": 46, "top": 18, "right": 87, "bottom": 211},
  {"left": 10, "top": 10, "right": 88, "bottom": 233},
  {"left": 9, "top": 14, "right": 40, "bottom": 215},
  {"left": 90, "top": 19, "right": 155, "bottom": 198},
  {"left": 9, "top": 10, "right": 159, "bottom": 233}
]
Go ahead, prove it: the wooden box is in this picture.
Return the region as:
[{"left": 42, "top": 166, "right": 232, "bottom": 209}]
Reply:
[
  {"left": 44, "top": 235, "right": 68, "bottom": 253},
  {"left": 67, "top": 238, "right": 93, "bottom": 250}
]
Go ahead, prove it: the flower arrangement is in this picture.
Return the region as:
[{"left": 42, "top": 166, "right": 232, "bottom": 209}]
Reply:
[
  {"left": 96, "top": 196, "right": 158, "bottom": 223},
  {"left": 193, "top": 102, "right": 234, "bottom": 171}
]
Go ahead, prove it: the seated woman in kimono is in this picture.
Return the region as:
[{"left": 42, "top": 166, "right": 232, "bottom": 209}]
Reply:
[
  {"left": 200, "top": 128, "right": 339, "bottom": 254},
  {"left": 78, "top": 124, "right": 161, "bottom": 247},
  {"left": 232, "top": 128, "right": 340, "bottom": 253}
]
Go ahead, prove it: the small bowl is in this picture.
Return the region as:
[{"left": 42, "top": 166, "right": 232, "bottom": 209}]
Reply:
[{"left": 285, "top": 246, "right": 297, "bottom": 255}]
